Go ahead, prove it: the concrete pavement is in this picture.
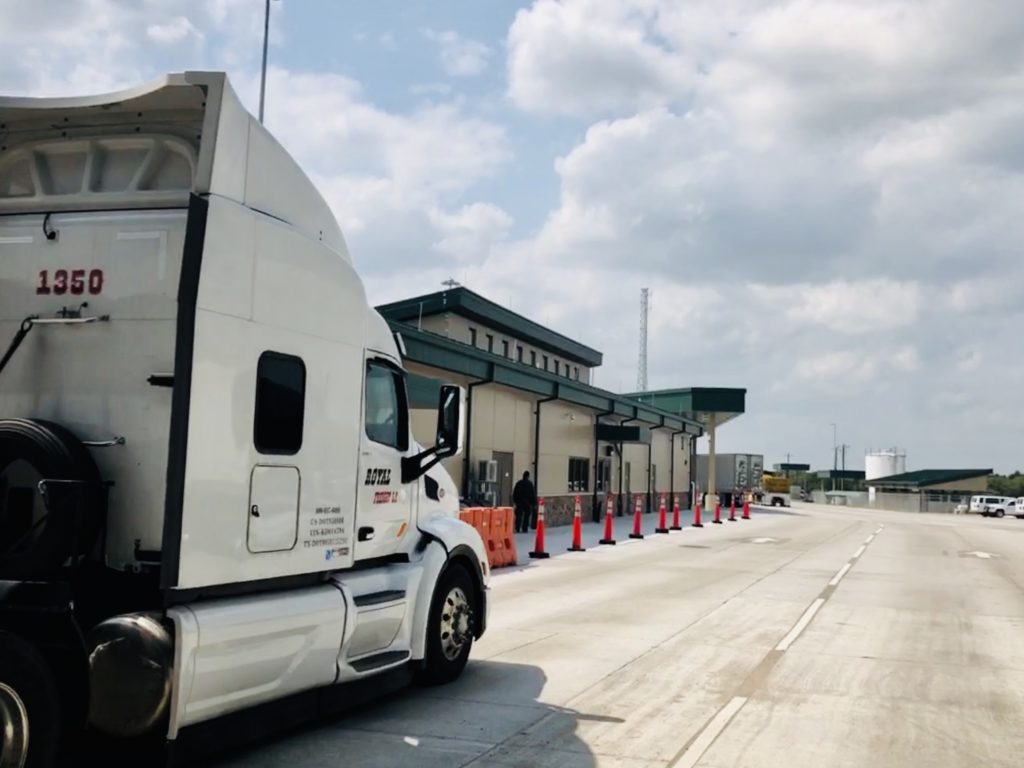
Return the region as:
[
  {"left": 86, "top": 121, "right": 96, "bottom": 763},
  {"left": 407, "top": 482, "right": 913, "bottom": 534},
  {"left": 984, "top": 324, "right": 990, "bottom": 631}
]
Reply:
[{"left": 217, "top": 504, "right": 1024, "bottom": 767}]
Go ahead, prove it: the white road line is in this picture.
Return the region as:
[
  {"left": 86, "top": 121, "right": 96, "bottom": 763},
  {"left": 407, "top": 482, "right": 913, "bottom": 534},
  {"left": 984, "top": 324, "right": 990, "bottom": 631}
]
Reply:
[
  {"left": 828, "top": 562, "right": 852, "bottom": 587},
  {"left": 853, "top": 544, "right": 866, "bottom": 558},
  {"left": 875, "top": 526, "right": 884, "bottom": 533},
  {"left": 671, "top": 696, "right": 749, "bottom": 768},
  {"left": 865, "top": 535, "right": 875, "bottom": 544},
  {"left": 775, "top": 598, "right": 826, "bottom": 651}
]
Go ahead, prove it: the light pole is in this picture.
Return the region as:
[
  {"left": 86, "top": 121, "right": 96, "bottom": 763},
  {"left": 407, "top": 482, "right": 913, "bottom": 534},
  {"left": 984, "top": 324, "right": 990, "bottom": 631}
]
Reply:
[
  {"left": 258, "top": 0, "right": 274, "bottom": 124},
  {"left": 829, "top": 423, "right": 837, "bottom": 492}
]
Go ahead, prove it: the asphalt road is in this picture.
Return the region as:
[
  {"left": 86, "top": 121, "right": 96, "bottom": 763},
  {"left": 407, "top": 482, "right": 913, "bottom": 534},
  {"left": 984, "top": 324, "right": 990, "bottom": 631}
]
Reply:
[{"left": 217, "top": 503, "right": 1024, "bottom": 767}]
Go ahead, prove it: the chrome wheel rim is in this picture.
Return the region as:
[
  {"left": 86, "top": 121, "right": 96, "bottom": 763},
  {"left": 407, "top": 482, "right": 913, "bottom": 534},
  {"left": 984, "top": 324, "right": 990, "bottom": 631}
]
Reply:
[
  {"left": 0, "top": 683, "right": 29, "bottom": 768},
  {"left": 439, "top": 586, "right": 472, "bottom": 661}
]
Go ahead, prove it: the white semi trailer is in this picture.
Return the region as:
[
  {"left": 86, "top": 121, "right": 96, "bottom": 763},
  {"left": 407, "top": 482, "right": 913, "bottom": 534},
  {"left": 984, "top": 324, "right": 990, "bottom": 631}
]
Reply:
[{"left": 0, "top": 71, "right": 490, "bottom": 766}]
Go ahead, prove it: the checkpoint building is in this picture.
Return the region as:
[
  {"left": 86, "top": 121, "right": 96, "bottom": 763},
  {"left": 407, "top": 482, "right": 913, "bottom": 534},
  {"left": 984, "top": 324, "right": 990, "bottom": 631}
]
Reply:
[{"left": 377, "top": 287, "right": 745, "bottom": 526}]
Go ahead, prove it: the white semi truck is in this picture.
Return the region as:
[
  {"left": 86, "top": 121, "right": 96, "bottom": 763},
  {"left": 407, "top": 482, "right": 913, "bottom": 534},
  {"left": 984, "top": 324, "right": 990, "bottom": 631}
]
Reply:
[{"left": 0, "top": 71, "right": 489, "bottom": 766}]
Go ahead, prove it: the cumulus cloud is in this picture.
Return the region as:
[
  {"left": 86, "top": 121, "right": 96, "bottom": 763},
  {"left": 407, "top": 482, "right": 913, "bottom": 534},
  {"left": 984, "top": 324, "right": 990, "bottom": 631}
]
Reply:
[
  {"left": 429, "top": 204, "right": 513, "bottom": 261},
  {"left": 507, "top": 0, "right": 692, "bottom": 116},
  {"left": 146, "top": 17, "right": 199, "bottom": 45},
  {"left": 426, "top": 30, "right": 492, "bottom": 77}
]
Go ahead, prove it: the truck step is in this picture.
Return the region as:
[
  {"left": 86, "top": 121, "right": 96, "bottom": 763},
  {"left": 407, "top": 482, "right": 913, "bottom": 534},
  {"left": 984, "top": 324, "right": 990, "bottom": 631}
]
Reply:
[
  {"left": 353, "top": 589, "right": 406, "bottom": 607},
  {"left": 349, "top": 650, "right": 410, "bottom": 673}
]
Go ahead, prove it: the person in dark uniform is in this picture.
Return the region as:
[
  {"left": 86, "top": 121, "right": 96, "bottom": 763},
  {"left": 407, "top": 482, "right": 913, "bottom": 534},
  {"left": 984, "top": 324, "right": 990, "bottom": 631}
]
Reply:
[{"left": 512, "top": 471, "right": 537, "bottom": 534}]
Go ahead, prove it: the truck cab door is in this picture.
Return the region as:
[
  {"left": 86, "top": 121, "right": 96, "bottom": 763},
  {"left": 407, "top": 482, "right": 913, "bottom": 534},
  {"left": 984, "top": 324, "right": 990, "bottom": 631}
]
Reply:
[{"left": 355, "top": 358, "right": 413, "bottom": 561}]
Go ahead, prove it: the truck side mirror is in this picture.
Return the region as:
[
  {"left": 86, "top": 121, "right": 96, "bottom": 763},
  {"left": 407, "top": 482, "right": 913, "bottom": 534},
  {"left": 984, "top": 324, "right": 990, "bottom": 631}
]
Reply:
[{"left": 434, "top": 384, "right": 464, "bottom": 458}]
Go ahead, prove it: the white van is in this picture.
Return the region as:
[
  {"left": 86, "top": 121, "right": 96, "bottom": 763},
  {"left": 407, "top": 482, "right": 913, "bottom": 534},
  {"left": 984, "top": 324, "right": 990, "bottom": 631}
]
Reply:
[
  {"left": 970, "top": 495, "right": 1017, "bottom": 516},
  {"left": 0, "top": 72, "right": 489, "bottom": 766}
]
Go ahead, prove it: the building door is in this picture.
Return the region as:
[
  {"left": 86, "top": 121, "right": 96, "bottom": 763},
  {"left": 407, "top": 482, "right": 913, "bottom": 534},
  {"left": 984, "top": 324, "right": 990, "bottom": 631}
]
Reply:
[{"left": 493, "top": 451, "right": 514, "bottom": 507}]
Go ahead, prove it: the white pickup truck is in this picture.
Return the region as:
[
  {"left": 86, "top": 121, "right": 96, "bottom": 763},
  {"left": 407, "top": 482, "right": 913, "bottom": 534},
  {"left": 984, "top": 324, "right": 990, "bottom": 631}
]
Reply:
[{"left": 0, "top": 71, "right": 490, "bottom": 766}]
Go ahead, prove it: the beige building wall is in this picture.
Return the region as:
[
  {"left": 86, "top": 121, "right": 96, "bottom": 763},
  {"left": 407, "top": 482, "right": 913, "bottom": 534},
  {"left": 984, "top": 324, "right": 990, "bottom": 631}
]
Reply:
[
  {"left": 467, "top": 385, "right": 534, "bottom": 491},
  {"left": 415, "top": 311, "right": 593, "bottom": 384},
  {"left": 536, "top": 401, "right": 595, "bottom": 497}
]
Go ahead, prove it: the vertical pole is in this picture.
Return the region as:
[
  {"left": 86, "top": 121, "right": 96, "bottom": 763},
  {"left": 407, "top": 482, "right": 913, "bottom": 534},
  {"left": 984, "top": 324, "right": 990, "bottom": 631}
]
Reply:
[
  {"left": 831, "top": 423, "right": 837, "bottom": 492},
  {"left": 259, "top": 0, "right": 271, "bottom": 124},
  {"left": 707, "top": 416, "right": 717, "bottom": 511}
]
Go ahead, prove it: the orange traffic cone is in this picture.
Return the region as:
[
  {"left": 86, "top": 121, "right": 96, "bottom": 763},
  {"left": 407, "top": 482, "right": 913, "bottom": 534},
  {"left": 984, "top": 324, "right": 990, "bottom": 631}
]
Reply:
[
  {"left": 670, "top": 496, "right": 682, "bottom": 531},
  {"left": 600, "top": 494, "right": 617, "bottom": 545},
  {"left": 742, "top": 499, "right": 751, "bottom": 520},
  {"left": 692, "top": 501, "right": 704, "bottom": 528},
  {"left": 629, "top": 494, "right": 645, "bottom": 539},
  {"left": 568, "top": 495, "right": 585, "bottom": 552},
  {"left": 728, "top": 497, "right": 737, "bottom": 522},
  {"left": 529, "top": 497, "right": 550, "bottom": 559},
  {"left": 656, "top": 494, "right": 669, "bottom": 534},
  {"left": 713, "top": 502, "right": 723, "bottom": 524}
]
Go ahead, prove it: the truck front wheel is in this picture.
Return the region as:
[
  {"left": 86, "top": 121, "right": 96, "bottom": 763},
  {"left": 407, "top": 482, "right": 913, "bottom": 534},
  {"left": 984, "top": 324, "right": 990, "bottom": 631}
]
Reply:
[
  {"left": 0, "top": 631, "right": 60, "bottom": 768},
  {"left": 418, "top": 563, "right": 475, "bottom": 686}
]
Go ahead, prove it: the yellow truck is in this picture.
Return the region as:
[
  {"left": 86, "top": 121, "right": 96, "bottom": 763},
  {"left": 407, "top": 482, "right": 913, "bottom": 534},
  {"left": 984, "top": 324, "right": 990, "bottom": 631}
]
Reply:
[{"left": 757, "top": 472, "right": 792, "bottom": 507}]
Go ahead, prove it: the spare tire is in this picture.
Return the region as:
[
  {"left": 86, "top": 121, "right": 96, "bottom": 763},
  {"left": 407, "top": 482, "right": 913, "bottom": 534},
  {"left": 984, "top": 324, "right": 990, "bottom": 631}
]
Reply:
[{"left": 0, "top": 419, "right": 105, "bottom": 580}]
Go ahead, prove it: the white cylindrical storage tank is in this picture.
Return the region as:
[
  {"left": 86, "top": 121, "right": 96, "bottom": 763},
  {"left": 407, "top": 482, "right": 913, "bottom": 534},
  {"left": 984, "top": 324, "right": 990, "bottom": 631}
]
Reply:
[{"left": 865, "top": 450, "right": 902, "bottom": 480}]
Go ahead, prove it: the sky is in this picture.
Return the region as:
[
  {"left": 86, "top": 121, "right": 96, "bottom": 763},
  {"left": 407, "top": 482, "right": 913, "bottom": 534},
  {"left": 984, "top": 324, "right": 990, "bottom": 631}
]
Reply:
[{"left": 3, "top": 0, "right": 1022, "bottom": 473}]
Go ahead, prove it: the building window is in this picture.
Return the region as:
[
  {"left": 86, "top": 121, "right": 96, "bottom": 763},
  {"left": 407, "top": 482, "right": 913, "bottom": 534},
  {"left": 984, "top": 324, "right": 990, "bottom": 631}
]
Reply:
[
  {"left": 486, "top": 334, "right": 494, "bottom": 353},
  {"left": 469, "top": 327, "right": 477, "bottom": 347},
  {"left": 565, "top": 366, "right": 571, "bottom": 379},
  {"left": 543, "top": 355, "right": 549, "bottom": 371},
  {"left": 554, "top": 360, "right": 560, "bottom": 376},
  {"left": 574, "top": 367, "right": 579, "bottom": 381},
  {"left": 530, "top": 351, "right": 537, "bottom": 367},
  {"left": 517, "top": 345, "right": 524, "bottom": 363},
  {"left": 569, "top": 457, "right": 590, "bottom": 492},
  {"left": 502, "top": 340, "right": 510, "bottom": 358},
  {"left": 364, "top": 361, "right": 409, "bottom": 451},
  {"left": 254, "top": 351, "right": 306, "bottom": 455}
]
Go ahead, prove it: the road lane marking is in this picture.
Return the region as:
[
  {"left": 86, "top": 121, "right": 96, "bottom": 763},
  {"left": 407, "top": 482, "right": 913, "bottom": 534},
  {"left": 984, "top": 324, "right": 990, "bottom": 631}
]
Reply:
[
  {"left": 853, "top": 544, "right": 866, "bottom": 558},
  {"left": 775, "top": 598, "right": 826, "bottom": 651},
  {"left": 670, "top": 696, "right": 749, "bottom": 768},
  {"left": 828, "top": 562, "right": 852, "bottom": 586},
  {"left": 865, "top": 534, "right": 875, "bottom": 544}
]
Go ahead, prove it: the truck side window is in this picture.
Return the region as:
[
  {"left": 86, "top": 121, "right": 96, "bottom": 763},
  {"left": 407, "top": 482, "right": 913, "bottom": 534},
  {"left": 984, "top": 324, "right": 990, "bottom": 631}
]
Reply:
[
  {"left": 254, "top": 352, "right": 306, "bottom": 454},
  {"left": 365, "top": 361, "right": 409, "bottom": 451}
]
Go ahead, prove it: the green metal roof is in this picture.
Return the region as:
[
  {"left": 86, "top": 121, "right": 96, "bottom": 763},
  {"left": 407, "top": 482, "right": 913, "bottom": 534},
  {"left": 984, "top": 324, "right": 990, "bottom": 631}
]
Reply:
[
  {"left": 376, "top": 287, "right": 603, "bottom": 367},
  {"left": 866, "top": 468, "right": 993, "bottom": 489},
  {"left": 623, "top": 387, "right": 746, "bottom": 426},
  {"left": 390, "top": 321, "right": 702, "bottom": 435}
]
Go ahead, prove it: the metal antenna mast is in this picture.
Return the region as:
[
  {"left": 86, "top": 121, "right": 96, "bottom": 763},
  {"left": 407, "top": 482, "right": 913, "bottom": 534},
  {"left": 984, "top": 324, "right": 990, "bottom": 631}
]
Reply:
[{"left": 637, "top": 288, "right": 649, "bottom": 391}]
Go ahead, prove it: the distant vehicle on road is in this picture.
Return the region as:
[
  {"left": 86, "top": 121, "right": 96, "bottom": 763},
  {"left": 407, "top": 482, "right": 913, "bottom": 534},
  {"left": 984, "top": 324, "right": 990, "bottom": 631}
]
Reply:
[
  {"left": 756, "top": 471, "right": 792, "bottom": 507},
  {"left": 970, "top": 495, "right": 1016, "bottom": 515},
  {"left": 983, "top": 499, "right": 1023, "bottom": 519}
]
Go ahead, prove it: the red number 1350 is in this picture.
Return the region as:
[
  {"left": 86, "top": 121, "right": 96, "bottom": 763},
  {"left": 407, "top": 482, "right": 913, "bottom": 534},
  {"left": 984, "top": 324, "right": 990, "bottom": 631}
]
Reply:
[{"left": 37, "top": 269, "right": 104, "bottom": 296}]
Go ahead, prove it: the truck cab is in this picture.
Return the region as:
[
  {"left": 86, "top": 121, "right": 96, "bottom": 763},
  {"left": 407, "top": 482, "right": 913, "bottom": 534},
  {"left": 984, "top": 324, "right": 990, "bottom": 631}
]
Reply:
[{"left": 0, "top": 71, "right": 489, "bottom": 766}]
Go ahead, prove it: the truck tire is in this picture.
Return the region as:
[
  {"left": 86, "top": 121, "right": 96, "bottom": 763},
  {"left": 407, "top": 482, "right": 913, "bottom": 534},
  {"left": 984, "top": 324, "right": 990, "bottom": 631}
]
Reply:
[
  {"left": 0, "top": 631, "right": 61, "bottom": 768},
  {"left": 0, "top": 419, "right": 104, "bottom": 580},
  {"left": 417, "top": 562, "right": 475, "bottom": 686}
]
